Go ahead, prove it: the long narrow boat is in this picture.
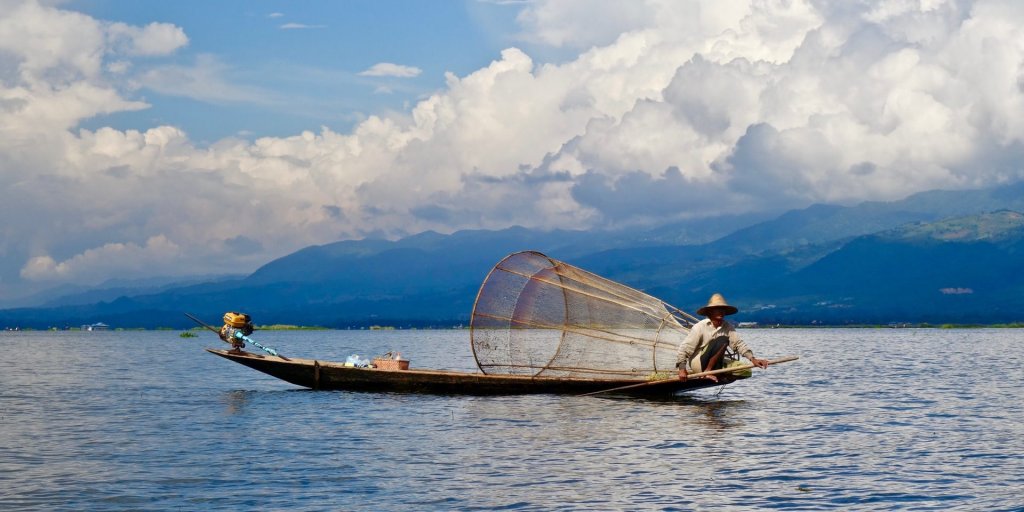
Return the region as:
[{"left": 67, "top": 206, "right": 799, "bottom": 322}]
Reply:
[
  {"left": 204, "top": 251, "right": 799, "bottom": 396},
  {"left": 207, "top": 348, "right": 725, "bottom": 395}
]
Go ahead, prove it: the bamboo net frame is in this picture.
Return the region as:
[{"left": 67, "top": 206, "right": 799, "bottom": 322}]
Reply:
[{"left": 470, "top": 251, "right": 697, "bottom": 379}]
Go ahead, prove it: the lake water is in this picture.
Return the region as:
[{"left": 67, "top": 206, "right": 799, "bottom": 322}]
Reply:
[{"left": 1, "top": 328, "right": 1022, "bottom": 511}]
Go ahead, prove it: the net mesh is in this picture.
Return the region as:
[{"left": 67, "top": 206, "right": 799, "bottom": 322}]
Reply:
[{"left": 470, "top": 251, "right": 698, "bottom": 379}]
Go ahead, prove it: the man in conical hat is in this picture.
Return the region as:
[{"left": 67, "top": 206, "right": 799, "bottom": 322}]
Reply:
[{"left": 676, "top": 293, "right": 769, "bottom": 382}]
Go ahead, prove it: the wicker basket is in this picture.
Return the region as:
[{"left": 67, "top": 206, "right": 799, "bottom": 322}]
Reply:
[{"left": 373, "top": 358, "right": 409, "bottom": 370}]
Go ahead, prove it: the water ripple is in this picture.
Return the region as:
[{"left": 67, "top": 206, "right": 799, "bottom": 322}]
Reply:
[{"left": 1, "top": 329, "right": 1023, "bottom": 510}]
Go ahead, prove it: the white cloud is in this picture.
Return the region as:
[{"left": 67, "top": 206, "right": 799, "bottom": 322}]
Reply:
[
  {"left": 5, "top": 0, "right": 1024, "bottom": 295},
  {"left": 358, "top": 63, "right": 423, "bottom": 78},
  {"left": 514, "top": 0, "right": 656, "bottom": 48},
  {"left": 106, "top": 21, "right": 188, "bottom": 56},
  {"left": 21, "top": 236, "right": 182, "bottom": 283},
  {"left": 106, "top": 60, "right": 131, "bottom": 74},
  {"left": 134, "top": 54, "right": 275, "bottom": 105},
  {"left": 0, "top": 0, "right": 107, "bottom": 80},
  {"left": 280, "top": 23, "right": 325, "bottom": 30}
]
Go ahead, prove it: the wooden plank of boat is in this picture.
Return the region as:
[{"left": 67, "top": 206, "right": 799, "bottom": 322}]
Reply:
[{"left": 206, "top": 348, "right": 723, "bottom": 395}]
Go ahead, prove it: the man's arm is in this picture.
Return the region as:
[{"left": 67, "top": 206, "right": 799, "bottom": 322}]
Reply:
[
  {"left": 721, "top": 325, "right": 768, "bottom": 370},
  {"left": 724, "top": 327, "right": 767, "bottom": 369},
  {"left": 676, "top": 323, "right": 702, "bottom": 378}
]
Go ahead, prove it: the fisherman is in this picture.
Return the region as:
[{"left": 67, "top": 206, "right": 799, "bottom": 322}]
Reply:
[
  {"left": 677, "top": 293, "right": 769, "bottom": 382},
  {"left": 219, "top": 312, "right": 255, "bottom": 354}
]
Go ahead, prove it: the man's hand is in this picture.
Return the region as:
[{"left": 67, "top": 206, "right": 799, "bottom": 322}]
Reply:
[
  {"left": 679, "top": 367, "right": 718, "bottom": 382},
  {"left": 750, "top": 357, "right": 769, "bottom": 369}
]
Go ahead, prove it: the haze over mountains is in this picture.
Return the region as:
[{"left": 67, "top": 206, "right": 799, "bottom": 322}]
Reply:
[{"left": 5, "top": 183, "right": 1024, "bottom": 329}]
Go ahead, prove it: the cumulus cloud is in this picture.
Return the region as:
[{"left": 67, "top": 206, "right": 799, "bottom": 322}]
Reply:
[
  {"left": 106, "top": 21, "right": 188, "bottom": 56},
  {"left": 571, "top": 167, "right": 722, "bottom": 223},
  {"left": 358, "top": 63, "right": 423, "bottom": 78},
  {"left": 5, "top": 0, "right": 1024, "bottom": 297},
  {"left": 514, "top": 0, "right": 656, "bottom": 49},
  {"left": 21, "top": 236, "right": 182, "bottom": 283}
]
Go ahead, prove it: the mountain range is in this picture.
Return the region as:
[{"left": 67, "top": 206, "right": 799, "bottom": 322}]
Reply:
[{"left": 5, "top": 182, "right": 1024, "bottom": 329}]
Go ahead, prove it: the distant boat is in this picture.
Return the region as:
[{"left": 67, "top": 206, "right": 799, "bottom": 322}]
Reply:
[{"left": 82, "top": 322, "right": 110, "bottom": 331}]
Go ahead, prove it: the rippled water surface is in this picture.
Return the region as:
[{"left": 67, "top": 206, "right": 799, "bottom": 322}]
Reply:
[{"left": 1, "top": 328, "right": 1022, "bottom": 510}]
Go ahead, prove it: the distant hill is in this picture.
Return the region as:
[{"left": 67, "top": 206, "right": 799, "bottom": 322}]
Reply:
[
  {"left": 4, "top": 185, "right": 1024, "bottom": 328},
  {"left": 694, "top": 210, "right": 1024, "bottom": 324},
  {"left": 0, "top": 273, "right": 243, "bottom": 309}
]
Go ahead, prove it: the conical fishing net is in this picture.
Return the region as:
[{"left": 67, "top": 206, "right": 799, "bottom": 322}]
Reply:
[{"left": 470, "top": 251, "right": 698, "bottom": 379}]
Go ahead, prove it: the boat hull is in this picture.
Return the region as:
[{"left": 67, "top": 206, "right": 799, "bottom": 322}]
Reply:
[{"left": 207, "top": 349, "right": 722, "bottom": 395}]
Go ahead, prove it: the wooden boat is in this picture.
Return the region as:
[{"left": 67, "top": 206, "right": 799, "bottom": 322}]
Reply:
[
  {"left": 203, "top": 251, "right": 800, "bottom": 395},
  {"left": 206, "top": 348, "right": 727, "bottom": 395}
]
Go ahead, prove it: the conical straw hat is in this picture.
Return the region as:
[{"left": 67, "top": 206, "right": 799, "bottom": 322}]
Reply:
[{"left": 697, "top": 293, "right": 738, "bottom": 316}]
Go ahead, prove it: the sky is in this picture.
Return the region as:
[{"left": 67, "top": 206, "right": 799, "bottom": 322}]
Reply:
[{"left": 2, "top": 0, "right": 1024, "bottom": 304}]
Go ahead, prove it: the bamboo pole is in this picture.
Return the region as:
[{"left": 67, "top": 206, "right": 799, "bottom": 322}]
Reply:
[
  {"left": 578, "top": 355, "right": 800, "bottom": 396},
  {"left": 185, "top": 312, "right": 228, "bottom": 339}
]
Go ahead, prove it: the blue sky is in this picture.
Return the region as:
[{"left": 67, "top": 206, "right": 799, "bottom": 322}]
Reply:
[
  {"left": 72, "top": 1, "right": 526, "bottom": 142},
  {"left": 3, "top": 0, "right": 1024, "bottom": 304}
]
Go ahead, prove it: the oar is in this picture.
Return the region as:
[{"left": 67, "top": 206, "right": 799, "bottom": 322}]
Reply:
[
  {"left": 184, "top": 313, "right": 288, "bottom": 359},
  {"left": 579, "top": 355, "right": 800, "bottom": 396}
]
